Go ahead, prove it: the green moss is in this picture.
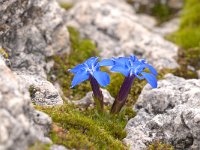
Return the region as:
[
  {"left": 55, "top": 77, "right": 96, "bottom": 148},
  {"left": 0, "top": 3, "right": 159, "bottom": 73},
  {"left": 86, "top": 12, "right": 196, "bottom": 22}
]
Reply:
[
  {"left": 147, "top": 141, "right": 174, "bottom": 150},
  {"left": 48, "top": 26, "right": 98, "bottom": 100},
  {"left": 28, "top": 142, "right": 51, "bottom": 150},
  {"left": 168, "top": 27, "right": 200, "bottom": 49},
  {"left": 0, "top": 48, "right": 8, "bottom": 59},
  {"left": 167, "top": 0, "right": 200, "bottom": 72},
  {"left": 151, "top": 3, "right": 173, "bottom": 23},
  {"left": 59, "top": 3, "right": 73, "bottom": 10},
  {"left": 36, "top": 103, "right": 134, "bottom": 149},
  {"left": 29, "top": 85, "right": 36, "bottom": 98}
]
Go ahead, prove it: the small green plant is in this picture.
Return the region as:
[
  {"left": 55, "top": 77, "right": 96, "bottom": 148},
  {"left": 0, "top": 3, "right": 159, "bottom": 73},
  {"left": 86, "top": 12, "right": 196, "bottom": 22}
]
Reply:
[{"left": 69, "top": 55, "right": 158, "bottom": 114}]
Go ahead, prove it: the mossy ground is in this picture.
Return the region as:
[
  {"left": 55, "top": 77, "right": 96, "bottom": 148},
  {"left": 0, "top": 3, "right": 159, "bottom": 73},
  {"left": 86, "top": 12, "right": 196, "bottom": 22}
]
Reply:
[
  {"left": 147, "top": 141, "right": 174, "bottom": 150},
  {"left": 36, "top": 103, "right": 135, "bottom": 149},
  {"left": 167, "top": 0, "right": 200, "bottom": 73},
  {"left": 28, "top": 142, "right": 50, "bottom": 150}
]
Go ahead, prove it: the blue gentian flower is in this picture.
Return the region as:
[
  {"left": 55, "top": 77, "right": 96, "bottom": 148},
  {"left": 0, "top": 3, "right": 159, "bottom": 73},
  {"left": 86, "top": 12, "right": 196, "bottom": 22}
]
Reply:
[
  {"left": 100, "top": 55, "right": 157, "bottom": 88},
  {"left": 69, "top": 57, "right": 110, "bottom": 112},
  {"left": 100, "top": 55, "right": 158, "bottom": 114},
  {"left": 69, "top": 57, "right": 110, "bottom": 88}
]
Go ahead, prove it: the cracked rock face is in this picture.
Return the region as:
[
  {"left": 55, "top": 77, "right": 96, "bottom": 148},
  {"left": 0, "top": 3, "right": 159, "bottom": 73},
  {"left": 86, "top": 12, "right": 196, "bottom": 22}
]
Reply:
[
  {"left": 0, "top": 0, "right": 70, "bottom": 78},
  {"left": 124, "top": 74, "right": 200, "bottom": 150},
  {"left": 66, "top": 0, "right": 179, "bottom": 70},
  {"left": 0, "top": 57, "right": 52, "bottom": 150}
]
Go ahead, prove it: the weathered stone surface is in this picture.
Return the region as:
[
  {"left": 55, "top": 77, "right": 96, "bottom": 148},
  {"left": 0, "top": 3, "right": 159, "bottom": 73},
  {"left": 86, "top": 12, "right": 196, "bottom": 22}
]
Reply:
[
  {"left": 17, "top": 74, "right": 63, "bottom": 106},
  {"left": 0, "top": 0, "right": 70, "bottom": 78},
  {"left": 66, "top": 0, "right": 178, "bottom": 69},
  {"left": 71, "top": 89, "right": 114, "bottom": 108},
  {"left": 153, "top": 18, "right": 180, "bottom": 36},
  {"left": 0, "top": 57, "right": 51, "bottom": 150},
  {"left": 31, "top": 110, "right": 52, "bottom": 144},
  {"left": 124, "top": 74, "right": 200, "bottom": 150},
  {"left": 130, "top": 0, "right": 183, "bottom": 12}
]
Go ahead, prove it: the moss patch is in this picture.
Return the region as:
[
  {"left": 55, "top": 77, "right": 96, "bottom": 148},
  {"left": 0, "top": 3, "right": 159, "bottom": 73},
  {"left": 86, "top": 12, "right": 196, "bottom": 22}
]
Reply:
[
  {"left": 36, "top": 103, "right": 135, "bottom": 149},
  {"left": 147, "top": 141, "right": 174, "bottom": 150},
  {"left": 0, "top": 48, "right": 9, "bottom": 59},
  {"left": 48, "top": 26, "right": 98, "bottom": 100},
  {"left": 59, "top": 2, "right": 73, "bottom": 10},
  {"left": 28, "top": 142, "right": 50, "bottom": 150},
  {"left": 167, "top": 0, "right": 200, "bottom": 72},
  {"left": 151, "top": 2, "right": 175, "bottom": 24}
]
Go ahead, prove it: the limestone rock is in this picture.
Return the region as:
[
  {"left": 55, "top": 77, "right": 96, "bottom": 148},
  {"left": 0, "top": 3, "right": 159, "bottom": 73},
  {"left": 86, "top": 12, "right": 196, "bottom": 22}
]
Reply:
[
  {"left": 0, "top": 0, "right": 70, "bottom": 78},
  {"left": 31, "top": 110, "right": 52, "bottom": 144},
  {"left": 130, "top": 0, "right": 183, "bottom": 12},
  {"left": 153, "top": 18, "right": 180, "bottom": 36},
  {"left": 124, "top": 74, "right": 200, "bottom": 150},
  {"left": 0, "top": 58, "right": 41, "bottom": 150},
  {"left": 17, "top": 74, "right": 63, "bottom": 106},
  {"left": 66, "top": 0, "right": 179, "bottom": 70}
]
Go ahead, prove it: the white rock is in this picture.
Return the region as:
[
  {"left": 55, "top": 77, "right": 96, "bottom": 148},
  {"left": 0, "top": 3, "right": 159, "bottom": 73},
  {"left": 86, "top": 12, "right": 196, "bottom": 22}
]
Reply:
[
  {"left": 124, "top": 74, "right": 200, "bottom": 150},
  {"left": 66, "top": 0, "right": 179, "bottom": 70},
  {"left": 0, "top": 58, "right": 49, "bottom": 150}
]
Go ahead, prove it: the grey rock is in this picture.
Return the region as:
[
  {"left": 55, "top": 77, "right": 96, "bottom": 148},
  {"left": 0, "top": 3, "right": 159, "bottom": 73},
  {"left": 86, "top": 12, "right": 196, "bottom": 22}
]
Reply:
[
  {"left": 0, "top": 58, "right": 35, "bottom": 150},
  {"left": 71, "top": 89, "right": 114, "bottom": 108},
  {"left": 0, "top": 0, "right": 70, "bottom": 78},
  {"left": 17, "top": 74, "right": 63, "bottom": 106},
  {"left": 31, "top": 110, "right": 52, "bottom": 144},
  {"left": 0, "top": 56, "right": 52, "bottom": 150},
  {"left": 130, "top": 0, "right": 183, "bottom": 12},
  {"left": 66, "top": 0, "right": 179, "bottom": 69},
  {"left": 153, "top": 18, "right": 180, "bottom": 36},
  {"left": 124, "top": 74, "right": 200, "bottom": 150}
]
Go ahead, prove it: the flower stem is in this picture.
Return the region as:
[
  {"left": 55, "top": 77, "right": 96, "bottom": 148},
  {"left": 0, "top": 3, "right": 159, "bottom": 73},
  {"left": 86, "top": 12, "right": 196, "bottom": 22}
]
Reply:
[
  {"left": 110, "top": 74, "right": 135, "bottom": 114},
  {"left": 89, "top": 75, "right": 104, "bottom": 112}
]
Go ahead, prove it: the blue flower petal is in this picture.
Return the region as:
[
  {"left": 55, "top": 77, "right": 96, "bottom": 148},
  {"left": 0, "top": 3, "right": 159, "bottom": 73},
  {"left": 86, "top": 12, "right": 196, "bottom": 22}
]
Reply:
[
  {"left": 145, "top": 64, "right": 158, "bottom": 76},
  {"left": 93, "top": 71, "right": 110, "bottom": 87},
  {"left": 71, "top": 70, "right": 89, "bottom": 88},
  {"left": 113, "top": 57, "right": 129, "bottom": 66},
  {"left": 99, "top": 59, "right": 114, "bottom": 66},
  {"left": 141, "top": 72, "right": 157, "bottom": 88},
  {"left": 130, "top": 55, "right": 138, "bottom": 62},
  {"left": 69, "top": 64, "right": 85, "bottom": 74},
  {"left": 110, "top": 66, "right": 130, "bottom": 77},
  {"left": 84, "top": 57, "right": 99, "bottom": 68}
]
